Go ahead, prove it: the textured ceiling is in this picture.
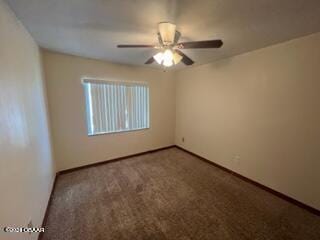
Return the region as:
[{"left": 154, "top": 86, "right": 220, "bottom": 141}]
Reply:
[{"left": 5, "top": 0, "right": 320, "bottom": 69}]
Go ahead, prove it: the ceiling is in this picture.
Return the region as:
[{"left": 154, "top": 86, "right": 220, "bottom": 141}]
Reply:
[{"left": 6, "top": 0, "right": 320, "bottom": 69}]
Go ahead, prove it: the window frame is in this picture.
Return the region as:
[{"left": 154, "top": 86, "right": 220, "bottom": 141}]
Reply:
[{"left": 82, "top": 77, "right": 150, "bottom": 136}]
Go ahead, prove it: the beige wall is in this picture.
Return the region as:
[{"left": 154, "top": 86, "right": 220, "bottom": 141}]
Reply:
[
  {"left": 43, "top": 51, "right": 175, "bottom": 171},
  {"left": 0, "top": 1, "right": 55, "bottom": 240},
  {"left": 175, "top": 32, "right": 320, "bottom": 210}
]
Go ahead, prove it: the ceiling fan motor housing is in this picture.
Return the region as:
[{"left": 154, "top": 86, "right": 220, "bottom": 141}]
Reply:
[{"left": 158, "top": 22, "right": 177, "bottom": 46}]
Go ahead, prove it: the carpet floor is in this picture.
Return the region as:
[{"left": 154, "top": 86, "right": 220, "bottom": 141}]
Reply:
[{"left": 42, "top": 148, "right": 320, "bottom": 240}]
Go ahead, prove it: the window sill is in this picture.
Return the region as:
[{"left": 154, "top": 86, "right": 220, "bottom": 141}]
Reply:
[{"left": 87, "top": 127, "right": 150, "bottom": 137}]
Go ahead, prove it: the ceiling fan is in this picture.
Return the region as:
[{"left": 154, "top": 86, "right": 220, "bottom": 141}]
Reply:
[{"left": 117, "top": 22, "right": 223, "bottom": 67}]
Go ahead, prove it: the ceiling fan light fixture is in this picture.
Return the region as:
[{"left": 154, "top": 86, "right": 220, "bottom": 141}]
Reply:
[
  {"left": 173, "top": 51, "right": 183, "bottom": 64},
  {"left": 162, "top": 49, "right": 174, "bottom": 67},
  {"left": 158, "top": 22, "right": 176, "bottom": 45},
  {"left": 153, "top": 52, "right": 163, "bottom": 64},
  {"left": 163, "top": 59, "right": 173, "bottom": 67},
  {"left": 163, "top": 49, "right": 173, "bottom": 61},
  {"left": 153, "top": 49, "right": 175, "bottom": 67}
]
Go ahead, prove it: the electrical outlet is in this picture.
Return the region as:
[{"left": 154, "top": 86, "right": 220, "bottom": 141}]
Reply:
[{"left": 233, "top": 155, "right": 240, "bottom": 164}]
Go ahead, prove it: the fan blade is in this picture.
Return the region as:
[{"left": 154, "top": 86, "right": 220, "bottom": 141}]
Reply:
[
  {"left": 175, "top": 50, "right": 194, "bottom": 65},
  {"left": 178, "top": 40, "right": 223, "bottom": 49},
  {"left": 145, "top": 57, "right": 155, "bottom": 64},
  {"left": 157, "top": 33, "right": 163, "bottom": 45},
  {"left": 117, "top": 44, "right": 156, "bottom": 48},
  {"left": 174, "top": 31, "right": 181, "bottom": 44}
]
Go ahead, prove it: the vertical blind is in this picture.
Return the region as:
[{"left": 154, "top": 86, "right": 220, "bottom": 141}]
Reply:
[{"left": 83, "top": 79, "right": 149, "bottom": 135}]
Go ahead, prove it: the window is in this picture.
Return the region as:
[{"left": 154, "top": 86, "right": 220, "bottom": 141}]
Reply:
[{"left": 83, "top": 79, "right": 149, "bottom": 135}]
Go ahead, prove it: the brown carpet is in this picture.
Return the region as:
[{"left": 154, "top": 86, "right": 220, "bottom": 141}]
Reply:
[{"left": 42, "top": 148, "right": 320, "bottom": 240}]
